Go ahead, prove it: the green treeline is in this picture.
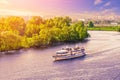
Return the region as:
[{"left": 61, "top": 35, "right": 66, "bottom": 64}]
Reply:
[
  {"left": 0, "top": 16, "right": 89, "bottom": 52},
  {"left": 87, "top": 21, "right": 120, "bottom": 32}
]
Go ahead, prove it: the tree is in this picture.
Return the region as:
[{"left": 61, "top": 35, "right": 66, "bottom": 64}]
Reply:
[
  {"left": 39, "top": 29, "right": 51, "bottom": 45},
  {"left": 5, "top": 16, "right": 26, "bottom": 35},
  {"left": 88, "top": 21, "right": 94, "bottom": 28},
  {"left": 28, "top": 16, "right": 43, "bottom": 25},
  {"left": 116, "top": 26, "right": 120, "bottom": 32},
  {"left": 71, "top": 21, "right": 88, "bottom": 41},
  {"left": 25, "top": 24, "right": 40, "bottom": 37},
  {"left": 0, "top": 16, "right": 89, "bottom": 51},
  {"left": 49, "top": 27, "right": 62, "bottom": 43},
  {"left": 0, "top": 31, "right": 22, "bottom": 51}
]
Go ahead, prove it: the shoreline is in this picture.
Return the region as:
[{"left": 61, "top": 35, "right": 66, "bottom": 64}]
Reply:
[{"left": 0, "top": 39, "right": 89, "bottom": 55}]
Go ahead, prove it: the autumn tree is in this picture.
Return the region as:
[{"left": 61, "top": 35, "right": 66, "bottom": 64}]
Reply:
[
  {"left": 5, "top": 16, "right": 26, "bottom": 35},
  {"left": 0, "top": 16, "right": 89, "bottom": 51}
]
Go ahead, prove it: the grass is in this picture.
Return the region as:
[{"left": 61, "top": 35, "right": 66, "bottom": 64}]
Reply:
[{"left": 88, "top": 26, "right": 119, "bottom": 31}]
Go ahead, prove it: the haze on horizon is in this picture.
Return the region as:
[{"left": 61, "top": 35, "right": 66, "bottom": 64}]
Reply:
[{"left": 0, "top": 0, "right": 120, "bottom": 19}]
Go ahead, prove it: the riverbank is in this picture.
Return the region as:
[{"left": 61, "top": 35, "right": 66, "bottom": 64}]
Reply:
[
  {"left": 0, "top": 39, "right": 89, "bottom": 55},
  {"left": 0, "top": 49, "right": 23, "bottom": 55}
]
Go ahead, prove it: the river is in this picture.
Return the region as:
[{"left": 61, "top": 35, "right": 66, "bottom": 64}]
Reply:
[{"left": 0, "top": 31, "right": 120, "bottom": 80}]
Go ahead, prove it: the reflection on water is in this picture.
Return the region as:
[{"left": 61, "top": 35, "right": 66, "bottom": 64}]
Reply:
[{"left": 0, "top": 31, "right": 120, "bottom": 80}]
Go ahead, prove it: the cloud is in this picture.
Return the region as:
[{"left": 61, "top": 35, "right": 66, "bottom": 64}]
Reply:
[
  {"left": 104, "top": 2, "right": 111, "bottom": 7},
  {"left": 94, "top": 0, "right": 103, "bottom": 5},
  {"left": 0, "top": 0, "right": 9, "bottom": 4},
  {"left": 73, "top": 8, "right": 118, "bottom": 20},
  {"left": 101, "top": 8, "right": 116, "bottom": 15}
]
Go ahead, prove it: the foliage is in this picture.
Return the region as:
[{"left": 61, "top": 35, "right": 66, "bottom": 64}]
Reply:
[
  {"left": 88, "top": 21, "right": 94, "bottom": 28},
  {"left": 116, "top": 26, "right": 120, "bottom": 32},
  {"left": 0, "top": 16, "right": 88, "bottom": 52},
  {"left": 0, "top": 31, "right": 22, "bottom": 51}
]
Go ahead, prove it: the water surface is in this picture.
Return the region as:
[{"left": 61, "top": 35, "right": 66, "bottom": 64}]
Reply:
[{"left": 0, "top": 31, "right": 120, "bottom": 80}]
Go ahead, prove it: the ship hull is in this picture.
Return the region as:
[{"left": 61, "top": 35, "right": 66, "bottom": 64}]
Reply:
[{"left": 53, "top": 53, "right": 86, "bottom": 61}]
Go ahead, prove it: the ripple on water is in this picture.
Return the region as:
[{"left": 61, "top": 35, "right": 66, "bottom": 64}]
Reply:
[{"left": 0, "top": 31, "right": 120, "bottom": 80}]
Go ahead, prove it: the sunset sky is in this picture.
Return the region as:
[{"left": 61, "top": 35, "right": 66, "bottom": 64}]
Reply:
[{"left": 0, "top": 0, "right": 120, "bottom": 17}]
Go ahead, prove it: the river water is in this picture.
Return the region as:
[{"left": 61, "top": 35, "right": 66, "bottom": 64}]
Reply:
[{"left": 0, "top": 31, "right": 120, "bottom": 80}]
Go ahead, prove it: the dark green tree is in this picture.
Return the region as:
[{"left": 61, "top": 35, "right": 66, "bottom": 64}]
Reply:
[{"left": 88, "top": 21, "right": 94, "bottom": 28}]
